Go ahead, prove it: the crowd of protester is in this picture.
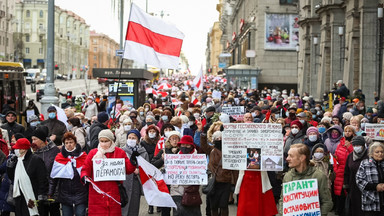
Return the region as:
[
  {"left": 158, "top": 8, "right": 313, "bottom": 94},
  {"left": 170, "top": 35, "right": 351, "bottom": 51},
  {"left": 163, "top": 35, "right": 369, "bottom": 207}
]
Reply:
[{"left": 0, "top": 76, "right": 383, "bottom": 216}]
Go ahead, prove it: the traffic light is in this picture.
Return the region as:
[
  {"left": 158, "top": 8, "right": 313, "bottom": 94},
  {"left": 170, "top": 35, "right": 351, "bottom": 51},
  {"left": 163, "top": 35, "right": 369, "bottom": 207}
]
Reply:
[{"left": 55, "top": 64, "right": 59, "bottom": 70}]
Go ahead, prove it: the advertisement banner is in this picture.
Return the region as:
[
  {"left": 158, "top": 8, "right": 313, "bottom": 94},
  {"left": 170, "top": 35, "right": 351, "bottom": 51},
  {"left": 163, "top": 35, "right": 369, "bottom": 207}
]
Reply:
[
  {"left": 93, "top": 158, "right": 126, "bottom": 181},
  {"left": 164, "top": 154, "right": 207, "bottom": 185},
  {"left": 222, "top": 106, "right": 245, "bottom": 121},
  {"left": 283, "top": 179, "right": 321, "bottom": 216},
  {"left": 222, "top": 123, "right": 283, "bottom": 171},
  {"left": 265, "top": 13, "right": 299, "bottom": 50},
  {"left": 365, "top": 124, "right": 384, "bottom": 141}
]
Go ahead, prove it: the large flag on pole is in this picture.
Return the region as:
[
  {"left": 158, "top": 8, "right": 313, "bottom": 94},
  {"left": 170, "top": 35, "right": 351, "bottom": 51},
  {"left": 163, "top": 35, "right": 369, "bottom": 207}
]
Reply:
[
  {"left": 137, "top": 156, "right": 177, "bottom": 208},
  {"left": 193, "top": 66, "right": 204, "bottom": 91},
  {"left": 123, "top": 3, "right": 184, "bottom": 69}
]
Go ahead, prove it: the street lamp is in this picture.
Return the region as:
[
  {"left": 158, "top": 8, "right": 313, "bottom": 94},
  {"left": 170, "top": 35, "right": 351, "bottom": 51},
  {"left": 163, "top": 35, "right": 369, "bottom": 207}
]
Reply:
[
  {"left": 313, "top": 36, "right": 318, "bottom": 75},
  {"left": 378, "top": 5, "right": 383, "bottom": 99},
  {"left": 339, "top": 26, "right": 345, "bottom": 73},
  {"left": 296, "top": 45, "right": 299, "bottom": 71}
]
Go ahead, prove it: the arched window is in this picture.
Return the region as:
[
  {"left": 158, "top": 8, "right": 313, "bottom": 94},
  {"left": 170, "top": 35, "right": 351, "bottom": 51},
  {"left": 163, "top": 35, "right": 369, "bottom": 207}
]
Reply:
[
  {"left": 39, "top": 10, "right": 43, "bottom": 18},
  {"left": 26, "top": 10, "right": 30, "bottom": 17},
  {"left": 25, "top": 34, "right": 30, "bottom": 42}
]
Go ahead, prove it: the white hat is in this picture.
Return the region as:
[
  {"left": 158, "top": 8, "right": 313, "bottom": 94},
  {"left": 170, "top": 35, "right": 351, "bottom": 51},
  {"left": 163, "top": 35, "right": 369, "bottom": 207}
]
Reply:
[
  {"left": 167, "top": 131, "right": 181, "bottom": 140},
  {"left": 212, "top": 131, "right": 222, "bottom": 141},
  {"left": 219, "top": 113, "right": 230, "bottom": 123},
  {"left": 336, "top": 80, "right": 343, "bottom": 85}
]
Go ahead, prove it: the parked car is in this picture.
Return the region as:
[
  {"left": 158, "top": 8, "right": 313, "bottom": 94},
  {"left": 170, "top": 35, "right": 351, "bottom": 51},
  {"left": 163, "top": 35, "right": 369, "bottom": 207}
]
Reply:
[
  {"left": 97, "top": 77, "right": 107, "bottom": 84},
  {"left": 56, "top": 74, "right": 68, "bottom": 80}
]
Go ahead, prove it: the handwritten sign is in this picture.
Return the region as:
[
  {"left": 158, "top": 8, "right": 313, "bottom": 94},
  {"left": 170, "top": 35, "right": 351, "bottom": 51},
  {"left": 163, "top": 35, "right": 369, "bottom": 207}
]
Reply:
[
  {"left": 164, "top": 154, "right": 207, "bottom": 185},
  {"left": 93, "top": 158, "right": 126, "bottom": 181},
  {"left": 222, "top": 106, "right": 245, "bottom": 121},
  {"left": 222, "top": 123, "right": 283, "bottom": 171},
  {"left": 283, "top": 179, "right": 321, "bottom": 216},
  {"left": 365, "top": 124, "right": 384, "bottom": 141}
]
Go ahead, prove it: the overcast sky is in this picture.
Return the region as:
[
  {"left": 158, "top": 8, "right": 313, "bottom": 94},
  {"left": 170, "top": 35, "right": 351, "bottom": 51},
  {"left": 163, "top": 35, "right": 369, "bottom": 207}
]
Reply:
[{"left": 55, "top": 0, "right": 219, "bottom": 74}]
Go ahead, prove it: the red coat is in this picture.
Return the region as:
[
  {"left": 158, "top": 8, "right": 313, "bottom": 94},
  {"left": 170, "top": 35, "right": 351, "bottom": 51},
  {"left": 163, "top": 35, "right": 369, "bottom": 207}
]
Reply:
[
  {"left": 81, "top": 147, "right": 136, "bottom": 216},
  {"left": 333, "top": 137, "right": 353, "bottom": 196}
]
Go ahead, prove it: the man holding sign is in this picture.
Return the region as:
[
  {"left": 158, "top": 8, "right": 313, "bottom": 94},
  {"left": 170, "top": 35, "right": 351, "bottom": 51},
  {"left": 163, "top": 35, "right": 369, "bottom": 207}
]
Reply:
[{"left": 278, "top": 144, "right": 332, "bottom": 216}]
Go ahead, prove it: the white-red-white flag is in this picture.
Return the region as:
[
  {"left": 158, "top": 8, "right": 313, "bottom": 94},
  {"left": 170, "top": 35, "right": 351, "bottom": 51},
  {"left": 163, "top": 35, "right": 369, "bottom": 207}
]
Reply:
[
  {"left": 123, "top": 3, "right": 184, "bottom": 69},
  {"left": 193, "top": 66, "right": 204, "bottom": 91},
  {"left": 137, "top": 156, "right": 177, "bottom": 208}
]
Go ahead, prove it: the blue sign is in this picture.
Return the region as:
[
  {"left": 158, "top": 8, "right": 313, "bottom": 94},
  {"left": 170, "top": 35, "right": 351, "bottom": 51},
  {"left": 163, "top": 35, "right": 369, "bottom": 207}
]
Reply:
[
  {"left": 219, "top": 62, "right": 226, "bottom": 68},
  {"left": 115, "top": 50, "right": 124, "bottom": 57}
]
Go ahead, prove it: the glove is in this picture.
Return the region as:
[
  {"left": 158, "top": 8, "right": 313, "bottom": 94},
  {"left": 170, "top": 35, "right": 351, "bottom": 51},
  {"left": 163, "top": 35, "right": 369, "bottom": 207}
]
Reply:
[
  {"left": 130, "top": 151, "right": 139, "bottom": 167},
  {"left": 6, "top": 156, "right": 17, "bottom": 168},
  {"left": 81, "top": 176, "right": 87, "bottom": 185}
]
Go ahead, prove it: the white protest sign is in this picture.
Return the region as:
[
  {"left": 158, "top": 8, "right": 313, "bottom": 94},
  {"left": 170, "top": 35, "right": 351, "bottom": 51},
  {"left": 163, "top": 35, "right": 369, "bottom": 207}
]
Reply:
[
  {"left": 222, "top": 106, "right": 245, "bottom": 121},
  {"left": 26, "top": 109, "right": 35, "bottom": 122},
  {"left": 365, "top": 123, "right": 384, "bottom": 141},
  {"left": 164, "top": 154, "right": 207, "bottom": 185},
  {"left": 212, "top": 90, "right": 222, "bottom": 100},
  {"left": 93, "top": 158, "right": 126, "bottom": 181},
  {"left": 222, "top": 123, "right": 283, "bottom": 171},
  {"left": 283, "top": 179, "right": 321, "bottom": 216}
]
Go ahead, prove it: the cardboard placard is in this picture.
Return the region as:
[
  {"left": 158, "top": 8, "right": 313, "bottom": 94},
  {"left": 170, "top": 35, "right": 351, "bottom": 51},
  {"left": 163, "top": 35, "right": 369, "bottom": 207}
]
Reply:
[
  {"left": 164, "top": 154, "right": 207, "bottom": 185},
  {"left": 283, "top": 179, "right": 321, "bottom": 216},
  {"left": 365, "top": 124, "right": 384, "bottom": 141},
  {"left": 222, "top": 123, "right": 283, "bottom": 171},
  {"left": 93, "top": 158, "right": 126, "bottom": 181},
  {"left": 222, "top": 106, "right": 245, "bottom": 121}
]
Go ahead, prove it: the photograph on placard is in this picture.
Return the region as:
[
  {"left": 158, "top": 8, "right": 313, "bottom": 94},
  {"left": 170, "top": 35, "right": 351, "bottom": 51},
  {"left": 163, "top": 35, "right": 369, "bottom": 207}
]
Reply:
[
  {"left": 262, "top": 156, "right": 283, "bottom": 171},
  {"left": 246, "top": 148, "right": 261, "bottom": 170}
]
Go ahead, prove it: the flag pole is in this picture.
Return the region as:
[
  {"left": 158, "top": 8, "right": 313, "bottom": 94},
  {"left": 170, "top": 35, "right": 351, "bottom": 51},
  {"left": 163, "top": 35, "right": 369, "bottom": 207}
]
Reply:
[{"left": 113, "top": 3, "right": 134, "bottom": 123}]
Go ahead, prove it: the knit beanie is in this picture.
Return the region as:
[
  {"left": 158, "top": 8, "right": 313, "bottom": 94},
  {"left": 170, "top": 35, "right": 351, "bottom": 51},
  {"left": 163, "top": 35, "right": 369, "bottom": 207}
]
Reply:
[
  {"left": 290, "top": 120, "right": 303, "bottom": 130},
  {"left": 12, "top": 138, "right": 31, "bottom": 150},
  {"left": 306, "top": 126, "right": 319, "bottom": 136},
  {"left": 32, "top": 126, "right": 48, "bottom": 142},
  {"left": 127, "top": 129, "right": 141, "bottom": 140},
  {"left": 97, "top": 112, "right": 109, "bottom": 123},
  {"left": 342, "top": 112, "right": 353, "bottom": 121},
  {"left": 351, "top": 136, "right": 365, "bottom": 146},
  {"left": 98, "top": 129, "right": 115, "bottom": 142}
]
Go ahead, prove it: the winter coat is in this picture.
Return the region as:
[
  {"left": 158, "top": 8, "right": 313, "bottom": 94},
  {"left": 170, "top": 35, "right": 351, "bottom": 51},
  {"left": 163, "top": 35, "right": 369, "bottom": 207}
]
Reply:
[
  {"left": 89, "top": 121, "right": 108, "bottom": 149},
  {"left": 278, "top": 166, "right": 333, "bottom": 216},
  {"left": 49, "top": 145, "right": 88, "bottom": 206},
  {"left": 356, "top": 157, "right": 384, "bottom": 212},
  {"left": 283, "top": 129, "right": 306, "bottom": 158},
  {"left": 82, "top": 102, "right": 98, "bottom": 120},
  {"left": 0, "top": 159, "right": 14, "bottom": 212},
  {"left": 1, "top": 122, "right": 25, "bottom": 140},
  {"left": 80, "top": 147, "right": 136, "bottom": 216},
  {"left": 324, "top": 125, "right": 344, "bottom": 154},
  {"left": 333, "top": 137, "right": 353, "bottom": 196},
  {"left": 115, "top": 126, "right": 128, "bottom": 148},
  {"left": 121, "top": 145, "right": 149, "bottom": 216},
  {"left": 344, "top": 150, "right": 369, "bottom": 216},
  {"left": 40, "top": 118, "right": 67, "bottom": 146},
  {"left": 337, "top": 102, "right": 348, "bottom": 119},
  {"left": 200, "top": 134, "right": 233, "bottom": 183},
  {"left": 7, "top": 150, "right": 48, "bottom": 216},
  {"left": 334, "top": 84, "right": 350, "bottom": 98},
  {"left": 72, "top": 126, "right": 86, "bottom": 149},
  {"left": 310, "top": 143, "right": 331, "bottom": 189},
  {"left": 140, "top": 136, "right": 159, "bottom": 161},
  {"left": 304, "top": 137, "right": 323, "bottom": 151}
]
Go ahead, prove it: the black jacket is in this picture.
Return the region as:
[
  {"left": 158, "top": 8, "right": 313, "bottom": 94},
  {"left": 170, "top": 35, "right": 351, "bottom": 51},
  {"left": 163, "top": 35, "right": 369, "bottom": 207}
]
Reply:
[
  {"left": 89, "top": 121, "right": 108, "bottom": 149},
  {"left": 1, "top": 122, "right": 25, "bottom": 139},
  {"left": 49, "top": 145, "right": 88, "bottom": 206},
  {"left": 41, "top": 118, "right": 67, "bottom": 146},
  {"left": 334, "top": 84, "right": 350, "bottom": 98}
]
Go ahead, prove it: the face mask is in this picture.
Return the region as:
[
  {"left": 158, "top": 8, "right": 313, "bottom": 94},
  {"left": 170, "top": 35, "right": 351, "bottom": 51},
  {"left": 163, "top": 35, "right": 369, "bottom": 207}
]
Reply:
[
  {"left": 299, "top": 120, "right": 305, "bottom": 124},
  {"left": 252, "top": 112, "right": 256, "bottom": 118},
  {"left": 164, "top": 132, "right": 170, "bottom": 138},
  {"left": 148, "top": 132, "right": 156, "bottom": 139},
  {"left": 126, "top": 139, "right": 137, "bottom": 147},
  {"left": 193, "top": 113, "right": 200, "bottom": 119},
  {"left": 275, "top": 114, "right": 280, "bottom": 119},
  {"left": 67, "top": 124, "right": 73, "bottom": 131},
  {"left": 359, "top": 106, "right": 364, "bottom": 111},
  {"left": 162, "top": 116, "right": 168, "bottom": 121},
  {"left": 304, "top": 106, "right": 309, "bottom": 110},
  {"left": 214, "top": 140, "right": 222, "bottom": 150},
  {"left": 147, "top": 122, "right": 154, "bottom": 126},
  {"left": 312, "top": 115, "right": 316, "bottom": 119},
  {"left": 14, "top": 149, "right": 21, "bottom": 157},
  {"left": 116, "top": 104, "right": 122, "bottom": 109},
  {"left": 289, "top": 113, "right": 296, "bottom": 118},
  {"left": 308, "top": 135, "right": 317, "bottom": 142},
  {"left": 354, "top": 146, "right": 363, "bottom": 153},
  {"left": 30, "top": 121, "right": 39, "bottom": 127},
  {"left": 48, "top": 112, "right": 56, "bottom": 119},
  {"left": 155, "top": 115, "right": 160, "bottom": 121},
  {"left": 315, "top": 107, "right": 320, "bottom": 111},
  {"left": 318, "top": 127, "right": 326, "bottom": 134},
  {"left": 348, "top": 109, "right": 354, "bottom": 112},
  {"left": 188, "top": 121, "right": 194, "bottom": 126},
  {"left": 145, "top": 108, "right": 149, "bottom": 112},
  {"left": 316, "top": 111, "right": 321, "bottom": 116},
  {"left": 361, "top": 123, "right": 366, "bottom": 129},
  {"left": 140, "top": 112, "right": 144, "bottom": 116},
  {"left": 124, "top": 125, "right": 131, "bottom": 132},
  {"left": 130, "top": 116, "right": 137, "bottom": 120},
  {"left": 291, "top": 128, "right": 299, "bottom": 135},
  {"left": 285, "top": 111, "right": 289, "bottom": 117},
  {"left": 88, "top": 100, "right": 92, "bottom": 104},
  {"left": 331, "top": 133, "right": 339, "bottom": 139},
  {"left": 313, "top": 152, "right": 324, "bottom": 160},
  {"left": 180, "top": 146, "right": 192, "bottom": 154}
]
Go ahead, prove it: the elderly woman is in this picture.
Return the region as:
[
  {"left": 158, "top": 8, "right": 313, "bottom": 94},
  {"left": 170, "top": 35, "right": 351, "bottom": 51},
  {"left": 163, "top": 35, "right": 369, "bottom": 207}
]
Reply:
[
  {"left": 67, "top": 117, "right": 86, "bottom": 149},
  {"left": 7, "top": 138, "right": 48, "bottom": 216},
  {"left": 356, "top": 142, "right": 384, "bottom": 216},
  {"left": 140, "top": 125, "right": 160, "bottom": 161},
  {"left": 115, "top": 118, "right": 133, "bottom": 148},
  {"left": 80, "top": 129, "right": 136, "bottom": 216},
  {"left": 310, "top": 143, "right": 331, "bottom": 189},
  {"left": 304, "top": 126, "right": 323, "bottom": 151},
  {"left": 140, "top": 115, "right": 158, "bottom": 138},
  {"left": 50, "top": 132, "right": 88, "bottom": 216},
  {"left": 324, "top": 125, "right": 344, "bottom": 154},
  {"left": 350, "top": 115, "right": 364, "bottom": 136},
  {"left": 121, "top": 129, "right": 149, "bottom": 216}
]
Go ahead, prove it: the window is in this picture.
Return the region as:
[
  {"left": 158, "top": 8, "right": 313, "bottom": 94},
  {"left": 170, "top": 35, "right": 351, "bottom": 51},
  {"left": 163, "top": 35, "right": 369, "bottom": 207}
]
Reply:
[
  {"left": 39, "top": 10, "right": 43, "bottom": 18},
  {"left": 93, "top": 39, "right": 97, "bottom": 44},
  {"left": 39, "top": 23, "right": 43, "bottom": 30},
  {"left": 39, "top": 48, "right": 43, "bottom": 54},
  {"left": 93, "top": 63, "right": 97, "bottom": 68},
  {"left": 39, "top": 35, "right": 44, "bottom": 42},
  {"left": 80, "top": 37, "right": 82, "bottom": 45},
  {"left": 26, "top": 10, "right": 30, "bottom": 17},
  {"left": 280, "top": 0, "right": 298, "bottom": 4},
  {"left": 93, "top": 47, "right": 97, "bottom": 52},
  {"left": 26, "top": 47, "right": 30, "bottom": 54},
  {"left": 93, "top": 55, "right": 96, "bottom": 60},
  {"left": 25, "top": 34, "right": 30, "bottom": 42}
]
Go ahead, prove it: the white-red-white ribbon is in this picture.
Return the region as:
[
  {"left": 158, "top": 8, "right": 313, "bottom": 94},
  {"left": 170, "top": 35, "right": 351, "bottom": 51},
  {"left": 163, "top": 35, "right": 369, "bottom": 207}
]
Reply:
[{"left": 85, "top": 176, "right": 121, "bottom": 205}]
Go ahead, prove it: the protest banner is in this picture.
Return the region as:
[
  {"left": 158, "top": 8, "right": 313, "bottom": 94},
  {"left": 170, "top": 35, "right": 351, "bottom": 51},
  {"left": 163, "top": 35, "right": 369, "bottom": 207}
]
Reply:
[
  {"left": 164, "top": 154, "right": 207, "bottom": 185},
  {"left": 93, "top": 158, "right": 126, "bottom": 181},
  {"left": 222, "top": 123, "right": 283, "bottom": 171},
  {"left": 282, "top": 179, "right": 321, "bottom": 216},
  {"left": 365, "top": 123, "right": 384, "bottom": 141},
  {"left": 222, "top": 106, "right": 245, "bottom": 121}
]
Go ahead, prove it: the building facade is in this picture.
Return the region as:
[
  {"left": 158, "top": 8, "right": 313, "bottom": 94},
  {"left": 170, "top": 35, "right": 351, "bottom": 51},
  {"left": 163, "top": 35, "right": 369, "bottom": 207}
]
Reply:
[
  {"left": 0, "top": 0, "right": 15, "bottom": 61},
  {"left": 208, "top": 21, "right": 223, "bottom": 75},
  {"left": 216, "top": 0, "right": 299, "bottom": 90},
  {"left": 14, "top": 0, "right": 90, "bottom": 79},
  {"left": 88, "top": 30, "right": 119, "bottom": 78},
  {"left": 298, "top": 0, "right": 384, "bottom": 105}
]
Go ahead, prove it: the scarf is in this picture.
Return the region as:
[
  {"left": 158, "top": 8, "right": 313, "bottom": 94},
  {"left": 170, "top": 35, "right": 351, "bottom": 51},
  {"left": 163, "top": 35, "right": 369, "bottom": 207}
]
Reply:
[
  {"left": 353, "top": 148, "right": 367, "bottom": 161},
  {"left": 50, "top": 148, "right": 87, "bottom": 179},
  {"left": 92, "top": 141, "right": 116, "bottom": 160},
  {"left": 13, "top": 155, "right": 39, "bottom": 215}
]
